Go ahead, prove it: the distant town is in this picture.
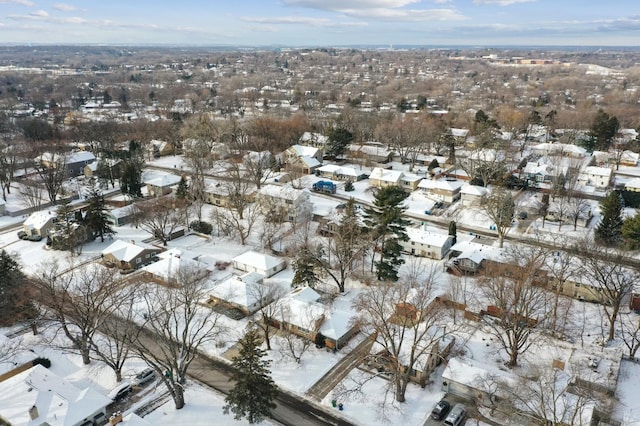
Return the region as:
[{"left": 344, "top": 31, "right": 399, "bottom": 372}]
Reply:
[{"left": 1, "top": 45, "right": 640, "bottom": 426}]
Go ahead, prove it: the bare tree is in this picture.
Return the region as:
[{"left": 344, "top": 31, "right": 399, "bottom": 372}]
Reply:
[
  {"left": 478, "top": 245, "right": 550, "bottom": 368},
  {"left": 252, "top": 282, "right": 287, "bottom": 351},
  {"left": 19, "top": 181, "right": 45, "bottom": 211},
  {"left": 89, "top": 284, "right": 139, "bottom": 382},
  {"left": 34, "top": 150, "right": 68, "bottom": 205},
  {"left": 578, "top": 243, "right": 638, "bottom": 342},
  {"left": 34, "top": 261, "right": 124, "bottom": 365},
  {"left": 619, "top": 313, "right": 640, "bottom": 360},
  {"left": 481, "top": 187, "right": 515, "bottom": 248},
  {"left": 131, "top": 196, "right": 187, "bottom": 245},
  {"left": 352, "top": 269, "right": 452, "bottom": 403},
  {"left": 243, "top": 150, "right": 273, "bottom": 190},
  {"left": 482, "top": 366, "right": 597, "bottom": 426},
  {"left": 211, "top": 201, "right": 261, "bottom": 246},
  {"left": 129, "top": 265, "right": 226, "bottom": 410}
]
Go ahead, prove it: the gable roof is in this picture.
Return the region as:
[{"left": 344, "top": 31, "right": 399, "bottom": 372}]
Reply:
[
  {"left": 102, "top": 239, "right": 156, "bottom": 262},
  {"left": 24, "top": 211, "right": 55, "bottom": 230},
  {"left": 232, "top": 250, "right": 285, "bottom": 272},
  {"left": 0, "top": 365, "right": 111, "bottom": 426}
]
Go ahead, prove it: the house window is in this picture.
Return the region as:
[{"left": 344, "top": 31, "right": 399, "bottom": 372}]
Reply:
[
  {"left": 136, "top": 258, "right": 141, "bottom": 264},
  {"left": 145, "top": 254, "right": 149, "bottom": 258}
]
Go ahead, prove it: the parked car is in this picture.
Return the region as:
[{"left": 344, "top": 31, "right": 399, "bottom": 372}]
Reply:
[
  {"left": 443, "top": 403, "right": 466, "bottom": 426},
  {"left": 431, "top": 399, "right": 451, "bottom": 420},
  {"left": 132, "top": 368, "right": 157, "bottom": 387},
  {"left": 107, "top": 381, "right": 132, "bottom": 402}
]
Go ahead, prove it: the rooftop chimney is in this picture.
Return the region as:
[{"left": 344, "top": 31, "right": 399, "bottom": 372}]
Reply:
[
  {"left": 109, "top": 412, "right": 123, "bottom": 426},
  {"left": 28, "top": 405, "right": 39, "bottom": 420}
]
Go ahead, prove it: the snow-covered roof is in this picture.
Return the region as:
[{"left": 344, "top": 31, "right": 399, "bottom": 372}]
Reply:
[
  {"left": 532, "top": 142, "right": 587, "bottom": 157},
  {"left": 23, "top": 210, "right": 54, "bottom": 230},
  {"left": 406, "top": 226, "right": 453, "bottom": 248},
  {"left": 102, "top": 239, "right": 156, "bottom": 262},
  {"left": 460, "top": 184, "right": 488, "bottom": 196},
  {"left": 418, "top": 179, "right": 464, "bottom": 192},
  {"left": 232, "top": 250, "right": 285, "bottom": 272},
  {"left": 317, "top": 164, "right": 362, "bottom": 177},
  {"left": 300, "top": 132, "right": 328, "bottom": 145},
  {"left": 299, "top": 156, "right": 321, "bottom": 168},
  {"left": 0, "top": 365, "right": 111, "bottom": 426},
  {"left": 580, "top": 166, "right": 612, "bottom": 177},
  {"left": 259, "top": 184, "right": 309, "bottom": 201},
  {"left": 289, "top": 144, "right": 319, "bottom": 158},
  {"left": 370, "top": 167, "right": 402, "bottom": 183},
  {"left": 448, "top": 128, "right": 469, "bottom": 138},
  {"left": 142, "top": 253, "right": 210, "bottom": 283},
  {"left": 210, "top": 275, "right": 268, "bottom": 311},
  {"left": 144, "top": 173, "right": 182, "bottom": 187},
  {"left": 625, "top": 177, "right": 640, "bottom": 190}
]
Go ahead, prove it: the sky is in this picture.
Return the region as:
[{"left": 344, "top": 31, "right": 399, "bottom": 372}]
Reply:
[{"left": 0, "top": 0, "right": 639, "bottom": 47}]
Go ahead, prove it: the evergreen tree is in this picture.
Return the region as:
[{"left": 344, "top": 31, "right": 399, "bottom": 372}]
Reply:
[
  {"left": 448, "top": 220, "right": 457, "bottom": 245},
  {"left": 224, "top": 326, "right": 278, "bottom": 424},
  {"left": 364, "top": 186, "right": 410, "bottom": 281},
  {"left": 291, "top": 248, "right": 320, "bottom": 289},
  {"left": 0, "top": 250, "right": 35, "bottom": 326},
  {"left": 622, "top": 212, "right": 640, "bottom": 249},
  {"left": 596, "top": 191, "right": 624, "bottom": 246},
  {"left": 344, "top": 180, "right": 354, "bottom": 192},
  {"left": 176, "top": 175, "right": 188, "bottom": 199},
  {"left": 120, "top": 141, "right": 144, "bottom": 198},
  {"left": 588, "top": 109, "right": 620, "bottom": 152},
  {"left": 427, "top": 158, "right": 439, "bottom": 171},
  {"left": 326, "top": 127, "right": 353, "bottom": 160},
  {"left": 85, "top": 187, "right": 115, "bottom": 242}
]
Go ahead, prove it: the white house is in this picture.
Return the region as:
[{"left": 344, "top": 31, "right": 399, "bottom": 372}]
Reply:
[
  {"left": 401, "top": 226, "right": 455, "bottom": 259},
  {"left": 369, "top": 167, "right": 422, "bottom": 192},
  {"left": 577, "top": 166, "right": 612, "bottom": 190},
  {"left": 208, "top": 272, "right": 272, "bottom": 315},
  {"left": 23, "top": 210, "right": 56, "bottom": 237},
  {"left": 142, "top": 249, "right": 211, "bottom": 285},
  {"left": 258, "top": 184, "right": 312, "bottom": 223},
  {"left": 460, "top": 184, "right": 488, "bottom": 207},
  {"left": 0, "top": 364, "right": 111, "bottom": 426},
  {"left": 417, "top": 179, "right": 464, "bottom": 203},
  {"left": 232, "top": 250, "right": 286, "bottom": 278}
]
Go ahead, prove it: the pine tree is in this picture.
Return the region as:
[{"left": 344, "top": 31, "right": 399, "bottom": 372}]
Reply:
[
  {"left": 291, "top": 248, "right": 320, "bottom": 289},
  {"left": 0, "top": 250, "right": 35, "bottom": 326},
  {"left": 596, "top": 191, "right": 624, "bottom": 246},
  {"left": 364, "top": 186, "right": 410, "bottom": 281},
  {"left": 448, "top": 220, "right": 457, "bottom": 245},
  {"left": 224, "top": 326, "right": 278, "bottom": 424},
  {"left": 344, "top": 180, "right": 354, "bottom": 192},
  {"left": 622, "top": 213, "right": 640, "bottom": 249},
  {"left": 85, "top": 187, "right": 115, "bottom": 242},
  {"left": 175, "top": 175, "right": 188, "bottom": 199}
]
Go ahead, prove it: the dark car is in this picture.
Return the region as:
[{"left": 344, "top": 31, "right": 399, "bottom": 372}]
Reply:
[
  {"left": 132, "top": 368, "right": 157, "bottom": 387},
  {"left": 431, "top": 399, "right": 451, "bottom": 420}
]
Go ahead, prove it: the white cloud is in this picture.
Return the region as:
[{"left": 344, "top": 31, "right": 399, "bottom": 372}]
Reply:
[
  {"left": 248, "top": 25, "right": 279, "bottom": 33},
  {"left": 432, "top": 0, "right": 453, "bottom": 3},
  {"left": 472, "top": 0, "right": 536, "bottom": 5},
  {"left": 29, "top": 10, "right": 49, "bottom": 18},
  {"left": 53, "top": 3, "right": 77, "bottom": 11},
  {"left": 242, "top": 16, "right": 367, "bottom": 28},
  {"left": 283, "top": 0, "right": 422, "bottom": 9},
  {"left": 0, "top": 0, "right": 35, "bottom": 6},
  {"left": 339, "top": 7, "right": 466, "bottom": 21}
]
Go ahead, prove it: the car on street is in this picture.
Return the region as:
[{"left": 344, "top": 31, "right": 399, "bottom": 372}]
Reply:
[
  {"left": 431, "top": 399, "right": 451, "bottom": 420},
  {"left": 107, "top": 381, "right": 132, "bottom": 402},
  {"left": 132, "top": 368, "right": 157, "bottom": 387}
]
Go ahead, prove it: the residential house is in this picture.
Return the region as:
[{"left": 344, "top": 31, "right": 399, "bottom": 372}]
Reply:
[
  {"left": 284, "top": 144, "right": 323, "bottom": 174},
  {"left": 347, "top": 141, "right": 393, "bottom": 164},
  {"left": 624, "top": 177, "right": 640, "bottom": 192},
  {"left": 105, "top": 206, "right": 135, "bottom": 227},
  {"left": 144, "top": 173, "right": 182, "bottom": 197},
  {"left": 577, "top": 166, "right": 612, "bottom": 190},
  {"left": 401, "top": 226, "right": 455, "bottom": 260},
  {"left": 369, "top": 167, "right": 422, "bottom": 192},
  {"left": 101, "top": 239, "right": 161, "bottom": 270},
  {"left": 142, "top": 249, "right": 211, "bottom": 285},
  {"left": 417, "top": 179, "right": 463, "bottom": 204},
  {"left": 84, "top": 158, "right": 122, "bottom": 181},
  {"left": 37, "top": 151, "right": 96, "bottom": 177},
  {"left": 316, "top": 164, "right": 368, "bottom": 182},
  {"left": 207, "top": 272, "right": 272, "bottom": 315},
  {"left": 299, "top": 131, "right": 329, "bottom": 149},
  {"left": 445, "top": 240, "right": 508, "bottom": 275},
  {"left": 520, "top": 161, "right": 556, "bottom": 187},
  {"left": 269, "top": 287, "right": 359, "bottom": 350},
  {"left": 368, "top": 327, "right": 455, "bottom": 387},
  {"left": 447, "top": 128, "right": 470, "bottom": 145},
  {"left": 531, "top": 142, "right": 587, "bottom": 159},
  {"left": 0, "top": 364, "right": 111, "bottom": 426},
  {"left": 148, "top": 139, "right": 175, "bottom": 158},
  {"left": 460, "top": 184, "right": 488, "bottom": 207},
  {"left": 204, "top": 179, "right": 257, "bottom": 208},
  {"left": 23, "top": 210, "right": 56, "bottom": 237},
  {"left": 258, "top": 184, "right": 312, "bottom": 223},
  {"left": 232, "top": 250, "right": 286, "bottom": 278}
]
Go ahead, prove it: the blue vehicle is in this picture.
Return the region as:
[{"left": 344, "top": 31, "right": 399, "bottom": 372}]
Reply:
[{"left": 312, "top": 180, "right": 337, "bottom": 194}]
